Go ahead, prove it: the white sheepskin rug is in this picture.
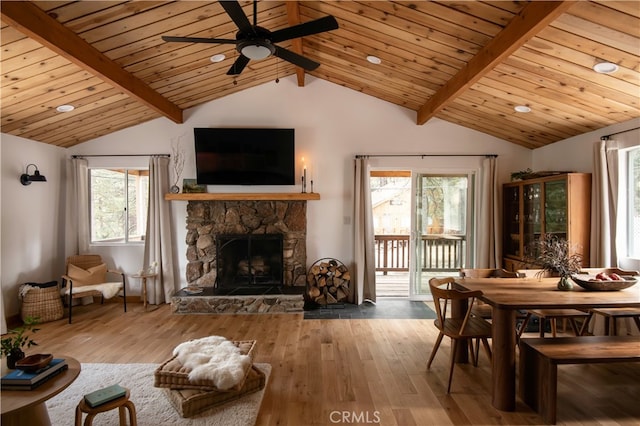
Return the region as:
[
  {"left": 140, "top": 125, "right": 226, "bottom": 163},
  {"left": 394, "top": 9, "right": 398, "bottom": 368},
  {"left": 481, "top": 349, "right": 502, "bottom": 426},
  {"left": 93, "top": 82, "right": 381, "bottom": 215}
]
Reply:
[{"left": 173, "top": 336, "right": 252, "bottom": 390}]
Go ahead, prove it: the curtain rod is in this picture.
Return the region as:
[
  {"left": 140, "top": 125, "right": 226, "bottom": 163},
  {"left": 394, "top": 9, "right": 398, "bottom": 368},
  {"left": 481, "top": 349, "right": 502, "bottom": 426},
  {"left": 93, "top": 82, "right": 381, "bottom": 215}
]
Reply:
[
  {"left": 354, "top": 154, "right": 497, "bottom": 159},
  {"left": 71, "top": 154, "right": 170, "bottom": 158},
  {"left": 601, "top": 126, "right": 640, "bottom": 140}
]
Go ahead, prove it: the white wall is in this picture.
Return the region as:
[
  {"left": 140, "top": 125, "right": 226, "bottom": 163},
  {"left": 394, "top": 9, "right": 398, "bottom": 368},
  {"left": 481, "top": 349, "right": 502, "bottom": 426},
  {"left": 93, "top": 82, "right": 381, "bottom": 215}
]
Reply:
[
  {"left": 533, "top": 118, "right": 640, "bottom": 172},
  {"left": 1, "top": 134, "right": 66, "bottom": 319},
  {"left": 67, "top": 76, "right": 530, "bottom": 293},
  {"left": 1, "top": 76, "right": 542, "bottom": 318}
]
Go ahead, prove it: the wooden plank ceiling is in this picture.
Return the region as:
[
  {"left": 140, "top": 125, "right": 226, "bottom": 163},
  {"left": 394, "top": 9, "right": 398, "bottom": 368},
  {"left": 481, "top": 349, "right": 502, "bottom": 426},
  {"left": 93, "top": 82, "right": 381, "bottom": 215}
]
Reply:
[{"left": 1, "top": 1, "right": 638, "bottom": 149}]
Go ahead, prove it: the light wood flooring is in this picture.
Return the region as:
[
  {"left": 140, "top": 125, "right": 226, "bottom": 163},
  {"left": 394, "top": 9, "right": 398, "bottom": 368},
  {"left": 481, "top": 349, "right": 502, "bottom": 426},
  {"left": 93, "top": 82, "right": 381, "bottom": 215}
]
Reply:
[{"left": 19, "top": 302, "right": 640, "bottom": 425}]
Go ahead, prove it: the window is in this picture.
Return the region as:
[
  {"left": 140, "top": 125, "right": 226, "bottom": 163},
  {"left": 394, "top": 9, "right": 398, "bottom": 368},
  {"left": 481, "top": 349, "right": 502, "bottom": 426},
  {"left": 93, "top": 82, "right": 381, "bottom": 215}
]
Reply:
[
  {"left": 89, "top": 168, "right": 149, "bottom": 244},
  {"left": 623, "top": 146, "right": 640, "bottom": 258}
]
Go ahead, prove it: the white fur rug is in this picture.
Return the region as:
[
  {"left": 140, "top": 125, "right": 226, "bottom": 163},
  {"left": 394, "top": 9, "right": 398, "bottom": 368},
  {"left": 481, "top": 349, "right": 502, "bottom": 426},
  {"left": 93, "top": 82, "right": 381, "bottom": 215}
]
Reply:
[
  {"left": 46, "top": 362, "right": 271, "bottom": 426},
  {"left": 173, "top": 336, "right": 252, "bottom": 389}
]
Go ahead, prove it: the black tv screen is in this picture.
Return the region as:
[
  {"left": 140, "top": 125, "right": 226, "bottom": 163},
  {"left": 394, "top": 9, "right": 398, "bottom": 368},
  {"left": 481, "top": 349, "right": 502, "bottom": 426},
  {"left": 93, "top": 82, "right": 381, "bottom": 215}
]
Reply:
[{"left": 194, "top": 128, "right": 295, "bottom": 185}]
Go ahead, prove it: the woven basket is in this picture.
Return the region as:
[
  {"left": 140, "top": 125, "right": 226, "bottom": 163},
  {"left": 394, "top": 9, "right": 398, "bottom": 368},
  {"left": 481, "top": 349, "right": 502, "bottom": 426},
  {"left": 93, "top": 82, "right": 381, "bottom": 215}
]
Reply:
[{"left": 20, "top": 285, "right": 64, "bottom": 323}]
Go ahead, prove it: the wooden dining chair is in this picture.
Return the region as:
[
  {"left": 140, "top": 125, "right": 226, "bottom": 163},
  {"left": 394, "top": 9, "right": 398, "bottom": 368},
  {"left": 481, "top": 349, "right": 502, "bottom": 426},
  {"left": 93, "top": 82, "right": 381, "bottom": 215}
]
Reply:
[
  {"left": 459, "top": 268, "right": 525, "bottom": 320},
  {"left": 517, "top": 269, "right": 590, "bottom": 338},
  {"left": 459, "top": 268, "right": 521, "bottom": 279},
  {"left": 427, "top": 277, "right": 493, "bottom": 393},
  {"left": 578, "top": 268, "right": 640, "bottom": 335}
]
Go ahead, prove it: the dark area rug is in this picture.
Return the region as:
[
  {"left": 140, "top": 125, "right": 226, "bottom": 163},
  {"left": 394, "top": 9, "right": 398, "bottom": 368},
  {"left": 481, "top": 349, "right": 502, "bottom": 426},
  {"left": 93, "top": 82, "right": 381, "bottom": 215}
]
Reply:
[{"left": 303, "top": 298, "right": 436, "bottom": 320}]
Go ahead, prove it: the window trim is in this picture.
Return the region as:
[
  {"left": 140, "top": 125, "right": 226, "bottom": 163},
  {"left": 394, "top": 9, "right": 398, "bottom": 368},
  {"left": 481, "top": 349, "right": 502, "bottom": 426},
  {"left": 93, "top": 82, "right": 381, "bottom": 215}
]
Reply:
[{"left": 619, "top": 145, "right": 640, "bottom": 261}]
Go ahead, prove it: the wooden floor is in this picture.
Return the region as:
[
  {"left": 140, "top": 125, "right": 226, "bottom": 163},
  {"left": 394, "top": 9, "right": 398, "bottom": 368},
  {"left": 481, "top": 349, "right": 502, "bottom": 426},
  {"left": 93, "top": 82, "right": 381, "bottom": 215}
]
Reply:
[{"left": 20, "top": 302, "right": 640, "bottom": 425}]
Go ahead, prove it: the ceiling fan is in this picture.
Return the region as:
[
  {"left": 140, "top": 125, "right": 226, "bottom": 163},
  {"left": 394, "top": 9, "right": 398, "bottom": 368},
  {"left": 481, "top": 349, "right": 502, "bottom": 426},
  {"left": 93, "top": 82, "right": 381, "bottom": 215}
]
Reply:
[{"left": 162, "top": 0, "right": 339, "bottom": 76}]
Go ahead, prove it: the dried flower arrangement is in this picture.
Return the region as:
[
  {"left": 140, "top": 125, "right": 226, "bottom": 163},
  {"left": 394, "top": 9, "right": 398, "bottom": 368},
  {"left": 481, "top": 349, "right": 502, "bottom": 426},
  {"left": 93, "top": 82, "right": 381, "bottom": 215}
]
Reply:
[
  {"left": 525, "top": 235, "right": 583, "bottom": 290},
  {"left": 170, "top": 134, "right": 186, "bottom": 190}
]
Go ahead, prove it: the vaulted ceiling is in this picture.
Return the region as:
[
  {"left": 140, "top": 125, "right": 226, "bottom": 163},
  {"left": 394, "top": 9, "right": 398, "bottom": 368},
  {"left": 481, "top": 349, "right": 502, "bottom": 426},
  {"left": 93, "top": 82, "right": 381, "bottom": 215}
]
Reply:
[{"left": 1, "top": 1, "right": 638, "bottom": 149}]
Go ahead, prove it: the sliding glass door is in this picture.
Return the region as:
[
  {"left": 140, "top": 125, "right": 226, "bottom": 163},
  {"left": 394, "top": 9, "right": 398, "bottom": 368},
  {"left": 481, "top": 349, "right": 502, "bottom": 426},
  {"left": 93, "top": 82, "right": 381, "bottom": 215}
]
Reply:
[{"left": 410, "top": 174, "right": 472, "bottom": 299}]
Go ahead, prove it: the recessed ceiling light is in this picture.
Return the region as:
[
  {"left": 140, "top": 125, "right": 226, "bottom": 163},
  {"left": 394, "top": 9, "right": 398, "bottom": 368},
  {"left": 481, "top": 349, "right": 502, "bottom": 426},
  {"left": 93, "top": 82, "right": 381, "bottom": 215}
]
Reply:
[
  {"left": 56, "top": 104, "right": 75, "bottom": 113},
  {"left": 366, "top": 55, "right": 381, "bottom": 65},
  {"left": 210, "top": 54, "right": 226, "bottom": 63},
  {"left": 514, "top": 105, "right": 531, "bottom": 113},
  {"left": 593, "top": 62, "right": 619, "bottom": 74}
]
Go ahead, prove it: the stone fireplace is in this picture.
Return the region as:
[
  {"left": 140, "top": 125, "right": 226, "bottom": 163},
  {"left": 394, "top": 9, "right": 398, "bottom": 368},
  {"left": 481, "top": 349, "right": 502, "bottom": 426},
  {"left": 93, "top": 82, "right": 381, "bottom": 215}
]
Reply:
[
  {"left": 184, "top": 200, "right": 308, "bottom": 291},
  {"left": 168, "top": 193, "right": 319, "bottom": 314}
]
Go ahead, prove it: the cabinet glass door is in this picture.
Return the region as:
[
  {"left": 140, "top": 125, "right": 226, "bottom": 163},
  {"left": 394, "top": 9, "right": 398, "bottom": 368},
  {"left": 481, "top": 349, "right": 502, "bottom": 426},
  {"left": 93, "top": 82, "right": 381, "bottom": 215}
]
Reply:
[
  {"left": 523, "top": 183, "right": 542, "bottom": 258},
  {"left": 503, "top": 186, "right": 520, "bottom": 257},
  {"left": 544, "top": 180, "right": 568, "bottom": 239}
]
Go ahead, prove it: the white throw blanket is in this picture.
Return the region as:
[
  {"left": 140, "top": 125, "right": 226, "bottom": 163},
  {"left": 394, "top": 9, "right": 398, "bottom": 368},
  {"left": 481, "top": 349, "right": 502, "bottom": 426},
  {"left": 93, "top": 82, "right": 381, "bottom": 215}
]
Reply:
[
  {"left": 60, "top": 282, "right": 122, "bottom": 299},
  {"left": 173, "top": 336, "right": 251, "bottom": 390}
]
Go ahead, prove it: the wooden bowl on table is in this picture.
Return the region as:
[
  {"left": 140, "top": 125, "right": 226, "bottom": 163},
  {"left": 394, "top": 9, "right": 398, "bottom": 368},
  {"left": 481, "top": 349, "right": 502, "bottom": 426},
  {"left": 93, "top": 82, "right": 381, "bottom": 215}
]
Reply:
[
  {"left": 15, "top": 353, "right": 53, "bottom": 372},
  {"left": 571, "top": 275, "right": 637, "bottom": 291}
]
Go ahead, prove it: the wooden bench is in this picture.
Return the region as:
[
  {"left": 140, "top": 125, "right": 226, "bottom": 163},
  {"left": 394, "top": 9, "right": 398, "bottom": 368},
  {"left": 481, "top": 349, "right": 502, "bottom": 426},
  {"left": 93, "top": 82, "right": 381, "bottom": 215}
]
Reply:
[{"left": 518, "top": 336, "right": 640, "bottom": 424}]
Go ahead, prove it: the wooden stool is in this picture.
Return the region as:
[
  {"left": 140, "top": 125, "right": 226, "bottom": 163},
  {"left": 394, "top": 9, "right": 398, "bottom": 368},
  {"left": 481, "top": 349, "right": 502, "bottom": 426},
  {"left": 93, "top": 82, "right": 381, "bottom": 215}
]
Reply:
[{"left": 75, "top": 388, "right": 137, "bottom": 426}]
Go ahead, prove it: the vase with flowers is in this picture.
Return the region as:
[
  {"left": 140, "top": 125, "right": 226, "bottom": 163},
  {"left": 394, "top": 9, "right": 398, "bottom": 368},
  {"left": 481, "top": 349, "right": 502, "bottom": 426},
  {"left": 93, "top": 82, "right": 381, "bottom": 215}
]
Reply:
[
  {"left": 525, "top": 235, "right": 583, "bottom": 291},
  {"left": 1, "top": 316, "right": 40, "bottom": 369}
]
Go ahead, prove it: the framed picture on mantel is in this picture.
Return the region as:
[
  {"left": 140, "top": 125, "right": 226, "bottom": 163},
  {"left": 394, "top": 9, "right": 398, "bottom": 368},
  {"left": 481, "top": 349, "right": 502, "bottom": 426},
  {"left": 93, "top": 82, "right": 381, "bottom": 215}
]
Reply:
[{"left": 182, "top": 178, "right": 206, "bottom": 193}]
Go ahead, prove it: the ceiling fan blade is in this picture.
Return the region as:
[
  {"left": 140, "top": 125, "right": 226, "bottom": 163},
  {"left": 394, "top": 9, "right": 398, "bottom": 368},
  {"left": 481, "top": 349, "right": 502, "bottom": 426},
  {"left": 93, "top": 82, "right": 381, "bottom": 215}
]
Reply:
[
  {"left": 162, "top": 35, "right": 237, "bottom": 44},
  {"left": 220, "top": 1, "right": 254, "bottom": 35},
  {"left": 270, "top": 16, "right": 338, "bottom": 44},
  {"left": 227, "top": 55, "right": 251, "bottom": 75},
  {"left": 273, "top": 46, "right": 320, "bottom": 71}
]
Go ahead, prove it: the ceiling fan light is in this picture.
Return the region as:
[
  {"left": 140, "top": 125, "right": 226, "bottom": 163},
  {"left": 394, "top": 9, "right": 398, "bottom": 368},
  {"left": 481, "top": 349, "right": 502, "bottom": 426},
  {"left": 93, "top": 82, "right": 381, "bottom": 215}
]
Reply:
[
  {"left": 514, "top": 105, "right": 531, "bottom": 113},
  {"left": 240, "top": 42, "right": 274, "bottom": 60},
  {"left": 593, "top": 62, "right": 619, "bottom": 74}
]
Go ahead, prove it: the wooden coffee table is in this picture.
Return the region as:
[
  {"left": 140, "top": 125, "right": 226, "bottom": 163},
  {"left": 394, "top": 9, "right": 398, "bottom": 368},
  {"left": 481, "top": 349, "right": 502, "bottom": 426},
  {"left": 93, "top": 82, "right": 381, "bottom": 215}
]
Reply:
[{"left": 1, "top": 356, "right": 81, "bottom": 426}]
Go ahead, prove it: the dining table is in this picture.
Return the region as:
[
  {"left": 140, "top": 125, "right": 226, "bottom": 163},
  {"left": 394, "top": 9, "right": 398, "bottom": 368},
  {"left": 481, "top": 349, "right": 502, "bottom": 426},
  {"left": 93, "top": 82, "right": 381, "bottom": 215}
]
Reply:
[{"left": 453, "top": 276, "right": 640, "bottom": 412}]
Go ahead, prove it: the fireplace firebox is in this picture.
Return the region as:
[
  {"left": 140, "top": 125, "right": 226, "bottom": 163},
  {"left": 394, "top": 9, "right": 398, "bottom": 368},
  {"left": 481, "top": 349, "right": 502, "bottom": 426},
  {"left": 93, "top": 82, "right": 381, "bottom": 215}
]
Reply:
[{"left": 215, "top": 234, "right": 284, "bottom": 293}]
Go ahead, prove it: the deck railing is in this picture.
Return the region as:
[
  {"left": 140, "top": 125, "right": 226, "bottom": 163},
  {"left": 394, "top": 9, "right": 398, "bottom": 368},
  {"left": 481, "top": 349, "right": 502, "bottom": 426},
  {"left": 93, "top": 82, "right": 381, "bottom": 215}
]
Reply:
[{"left": 374, "top": 234, "right": 466, "bottom": 273}]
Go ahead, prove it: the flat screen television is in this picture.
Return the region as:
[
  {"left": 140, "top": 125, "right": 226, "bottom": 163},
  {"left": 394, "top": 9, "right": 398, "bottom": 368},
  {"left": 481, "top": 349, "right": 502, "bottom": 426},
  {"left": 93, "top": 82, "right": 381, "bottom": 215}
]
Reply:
[{"left": 194, "top": 128, "right": 295, "bottom": 185}]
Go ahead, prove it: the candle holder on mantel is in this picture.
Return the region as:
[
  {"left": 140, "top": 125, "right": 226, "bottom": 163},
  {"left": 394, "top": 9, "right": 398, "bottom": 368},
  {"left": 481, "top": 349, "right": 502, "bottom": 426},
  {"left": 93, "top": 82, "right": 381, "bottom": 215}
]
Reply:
[{"left": 301, "top": 169, "right": 307, "bottom": 193}]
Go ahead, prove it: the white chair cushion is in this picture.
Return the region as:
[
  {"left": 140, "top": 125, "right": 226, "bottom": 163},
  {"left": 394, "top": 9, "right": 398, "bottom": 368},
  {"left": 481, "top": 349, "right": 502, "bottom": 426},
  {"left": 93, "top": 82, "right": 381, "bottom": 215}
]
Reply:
[{"left": 61, "top": 282, "right": 122, "bottom": 299}]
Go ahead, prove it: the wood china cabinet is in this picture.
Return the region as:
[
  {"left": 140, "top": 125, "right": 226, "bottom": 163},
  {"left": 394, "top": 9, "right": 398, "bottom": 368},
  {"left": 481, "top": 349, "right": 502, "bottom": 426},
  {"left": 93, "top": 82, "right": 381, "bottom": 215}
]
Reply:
[{"left": 502, "top": 173, "right": 591, "bottom": 272}]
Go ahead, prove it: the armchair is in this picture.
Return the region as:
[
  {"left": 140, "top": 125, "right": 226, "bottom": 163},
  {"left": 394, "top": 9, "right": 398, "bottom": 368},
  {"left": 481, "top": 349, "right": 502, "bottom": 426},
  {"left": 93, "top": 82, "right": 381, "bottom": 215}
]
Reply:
[{"left": 61, "top": 254, "right": 126, "bottom": 323}]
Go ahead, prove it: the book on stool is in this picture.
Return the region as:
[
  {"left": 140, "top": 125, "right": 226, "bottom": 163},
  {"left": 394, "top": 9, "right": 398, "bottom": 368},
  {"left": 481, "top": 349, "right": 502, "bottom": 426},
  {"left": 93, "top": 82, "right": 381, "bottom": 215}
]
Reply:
[{"left": 84, "top": 384, "right": 127, "bottom": 408}]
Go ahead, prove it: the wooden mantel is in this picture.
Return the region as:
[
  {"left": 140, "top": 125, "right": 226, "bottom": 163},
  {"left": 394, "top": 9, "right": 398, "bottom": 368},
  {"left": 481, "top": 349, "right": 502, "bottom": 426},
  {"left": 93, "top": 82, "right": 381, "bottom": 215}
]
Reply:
[{"left": 164, "top": 192, "right": 320, "bottom": 201}]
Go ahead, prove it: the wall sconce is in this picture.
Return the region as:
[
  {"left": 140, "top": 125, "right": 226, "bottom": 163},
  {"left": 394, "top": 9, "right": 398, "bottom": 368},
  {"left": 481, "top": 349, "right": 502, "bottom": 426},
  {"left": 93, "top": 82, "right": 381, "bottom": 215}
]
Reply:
[{"left": 20, "top": 164, "right": 47, "bottom": 186}]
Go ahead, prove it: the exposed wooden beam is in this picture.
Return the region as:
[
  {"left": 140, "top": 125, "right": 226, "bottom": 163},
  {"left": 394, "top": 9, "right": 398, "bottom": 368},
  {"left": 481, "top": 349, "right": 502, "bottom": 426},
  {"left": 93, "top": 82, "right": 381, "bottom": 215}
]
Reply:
[
  {"left": 416, "top": 1, "right": 576, "bottom": 125},
  {"left": 286, "top": 1, "right": 306, "bottom": 86},
  {"left": 0, "top": 1, "right": 183, "bottom": 124}
]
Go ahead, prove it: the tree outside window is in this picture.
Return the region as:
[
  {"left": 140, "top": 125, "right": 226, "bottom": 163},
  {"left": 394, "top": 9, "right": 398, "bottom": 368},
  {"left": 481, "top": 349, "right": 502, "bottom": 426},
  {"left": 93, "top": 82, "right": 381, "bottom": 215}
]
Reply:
[{"left": 89, "top": 168, "right": 149, "bottom": 244}]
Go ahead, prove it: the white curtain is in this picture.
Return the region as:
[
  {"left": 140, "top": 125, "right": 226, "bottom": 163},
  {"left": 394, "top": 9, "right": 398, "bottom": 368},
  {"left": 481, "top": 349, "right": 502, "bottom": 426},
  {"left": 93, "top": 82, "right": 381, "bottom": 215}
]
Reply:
[
  {"left": 143, "top": 156, "right": 176, "bottom": 304},
  {"left": 71, "top": 158, "right": 90, "bottom": 254},
  {"left": 476, "top": 156, "right": 500, "bottom": 268},
  {"left": 353, "top": 157, "right": 376, "bottom": 304},
  {"left": 591, "top": 139, "right": 620, "bottom": 267},
  {"left": 1, "top": 291, "right": 7, "bottom": 334}
]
